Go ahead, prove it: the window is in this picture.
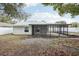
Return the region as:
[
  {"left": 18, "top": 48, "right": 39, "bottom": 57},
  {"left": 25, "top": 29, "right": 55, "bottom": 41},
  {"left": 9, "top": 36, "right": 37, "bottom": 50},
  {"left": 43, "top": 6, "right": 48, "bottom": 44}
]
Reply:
[{"left": 24, "top": 27, "right": 29, "bottom": 32}]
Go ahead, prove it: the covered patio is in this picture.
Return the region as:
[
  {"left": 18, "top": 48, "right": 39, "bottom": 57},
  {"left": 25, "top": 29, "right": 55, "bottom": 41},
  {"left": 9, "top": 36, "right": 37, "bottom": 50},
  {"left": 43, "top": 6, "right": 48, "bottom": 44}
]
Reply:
[{"left": 31, "top": 24, "right": 71, "bottom": 37}]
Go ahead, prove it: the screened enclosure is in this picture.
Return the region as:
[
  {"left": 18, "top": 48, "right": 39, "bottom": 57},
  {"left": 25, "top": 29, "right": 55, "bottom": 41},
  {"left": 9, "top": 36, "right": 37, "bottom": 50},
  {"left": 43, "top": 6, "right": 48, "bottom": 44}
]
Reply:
[{"left": 31, "top": 24, "right": 71, "bottom": 37}]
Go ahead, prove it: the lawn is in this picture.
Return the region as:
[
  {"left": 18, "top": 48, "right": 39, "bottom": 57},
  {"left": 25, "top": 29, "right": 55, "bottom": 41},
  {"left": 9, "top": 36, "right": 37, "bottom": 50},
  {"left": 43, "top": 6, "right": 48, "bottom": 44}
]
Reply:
[{"left": 0, "top": 34, "right": 79, "bottom": 56}]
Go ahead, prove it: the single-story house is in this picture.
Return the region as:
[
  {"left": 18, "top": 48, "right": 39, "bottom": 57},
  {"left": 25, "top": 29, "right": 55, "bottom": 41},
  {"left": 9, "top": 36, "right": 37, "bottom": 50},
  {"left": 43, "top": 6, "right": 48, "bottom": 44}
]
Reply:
[
  {"left": 13, "top": 20, "right": 71, "bottom": 37},
  {"left": 12, "top": 13, "right": 71, "bottom": 37},
  {"left": 0, "top": 21, "right": 70, "bottom": 36},
  {"left": 0, "top": 13, "right": 71, "bottom": 36}
]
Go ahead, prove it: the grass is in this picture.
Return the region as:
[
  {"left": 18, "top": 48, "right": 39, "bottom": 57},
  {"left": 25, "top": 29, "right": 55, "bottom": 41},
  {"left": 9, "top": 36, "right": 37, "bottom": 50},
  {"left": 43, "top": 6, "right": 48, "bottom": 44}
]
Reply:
[{"left": 0, "top": 34, "right": 78, "bottom": 56}]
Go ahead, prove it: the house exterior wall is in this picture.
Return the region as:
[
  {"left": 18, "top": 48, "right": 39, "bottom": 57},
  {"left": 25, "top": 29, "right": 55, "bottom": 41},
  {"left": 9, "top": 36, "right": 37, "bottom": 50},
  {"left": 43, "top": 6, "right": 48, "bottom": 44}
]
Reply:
[{"left": 13, "top": 25, "right": 32, "bottom": 35}]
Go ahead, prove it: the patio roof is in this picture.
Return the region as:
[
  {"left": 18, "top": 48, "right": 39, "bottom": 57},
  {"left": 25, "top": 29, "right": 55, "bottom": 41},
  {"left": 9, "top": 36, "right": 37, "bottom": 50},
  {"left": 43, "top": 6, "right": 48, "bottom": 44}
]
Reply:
[{"left": 29, "top": 23, "right": 71, "bottom": 25}]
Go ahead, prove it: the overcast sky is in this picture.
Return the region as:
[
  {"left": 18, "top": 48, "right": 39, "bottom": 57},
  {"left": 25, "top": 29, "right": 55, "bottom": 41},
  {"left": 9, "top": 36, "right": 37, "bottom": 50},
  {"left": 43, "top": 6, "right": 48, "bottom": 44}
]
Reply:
[{"left": 22, "top": 3, "right": 79, "bottom": 24}]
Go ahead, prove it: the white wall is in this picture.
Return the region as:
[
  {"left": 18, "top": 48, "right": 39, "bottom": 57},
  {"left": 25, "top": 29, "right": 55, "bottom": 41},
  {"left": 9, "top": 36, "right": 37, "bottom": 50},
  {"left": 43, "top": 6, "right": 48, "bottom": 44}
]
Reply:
[
  {"left": 0, "top": 27, "right": 13, "bottom": 35},
  {"left": 13, "top": 25, "right": 32, "bottom": 35}
]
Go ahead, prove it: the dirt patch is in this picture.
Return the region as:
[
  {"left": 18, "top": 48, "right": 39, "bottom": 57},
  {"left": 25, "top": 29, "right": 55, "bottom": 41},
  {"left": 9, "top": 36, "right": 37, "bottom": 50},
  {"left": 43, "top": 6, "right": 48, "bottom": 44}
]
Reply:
[
  {"left": 19, "top": 38, "right": 53, "bottom": 48},
  {"left": 0, "top": 35, "right": 78, "bottom": 56}
]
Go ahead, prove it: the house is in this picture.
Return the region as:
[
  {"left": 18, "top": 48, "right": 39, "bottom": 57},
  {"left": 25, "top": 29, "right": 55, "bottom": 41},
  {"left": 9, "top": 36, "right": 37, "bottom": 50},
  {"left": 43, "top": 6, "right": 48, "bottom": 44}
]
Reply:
[
  {"left": 13, "top": 13, "right": 71, "bottom": 37},
  {"left": 0, "top": 21, "right": 71, "bottom": 36},
  {"left": 13, "top": 20, "right": 71, "bottom": 37},
  {"left": 0, "top": 13, "right": 70, "bottom": 36}
]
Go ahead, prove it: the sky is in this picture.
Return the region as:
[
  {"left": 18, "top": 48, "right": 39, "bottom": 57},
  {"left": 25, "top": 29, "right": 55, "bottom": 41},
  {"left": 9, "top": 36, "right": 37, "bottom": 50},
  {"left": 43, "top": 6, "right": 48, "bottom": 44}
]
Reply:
[{"left": 22, "top": 3, "right": 79, "bottom": 24}]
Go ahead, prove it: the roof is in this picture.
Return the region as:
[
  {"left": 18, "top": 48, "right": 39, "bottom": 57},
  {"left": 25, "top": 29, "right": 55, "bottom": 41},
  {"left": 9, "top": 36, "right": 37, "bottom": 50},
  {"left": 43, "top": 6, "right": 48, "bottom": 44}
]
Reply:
[
  {"left": 13, "top": 20, "right": 46, "bottom": 26},
  {"left": 0, "top": 22, "right": 13, "bottom": 27},
  {"left": 14, "top": 20, "right": 71, "bottom": 27}
]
